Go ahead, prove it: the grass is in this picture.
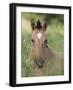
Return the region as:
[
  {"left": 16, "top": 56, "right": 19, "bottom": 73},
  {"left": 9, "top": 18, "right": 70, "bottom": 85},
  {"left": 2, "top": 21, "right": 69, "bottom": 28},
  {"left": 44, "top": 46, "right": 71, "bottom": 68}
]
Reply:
[{"left": 21, "top": 15, "right": 64, "bottom": 77}]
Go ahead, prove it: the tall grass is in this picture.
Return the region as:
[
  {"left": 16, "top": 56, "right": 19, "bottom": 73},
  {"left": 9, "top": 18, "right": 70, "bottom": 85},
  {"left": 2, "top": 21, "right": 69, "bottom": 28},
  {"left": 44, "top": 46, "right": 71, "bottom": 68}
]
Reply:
[{"left": 21, "top": 13, "right": 64, "bottom": 77}]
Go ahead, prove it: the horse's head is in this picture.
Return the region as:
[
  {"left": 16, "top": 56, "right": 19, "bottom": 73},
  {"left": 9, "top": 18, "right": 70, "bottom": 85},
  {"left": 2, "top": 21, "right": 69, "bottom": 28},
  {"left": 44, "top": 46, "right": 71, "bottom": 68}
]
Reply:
[{"left": 31, "top": 19, "right": 48, "bottom": 68}]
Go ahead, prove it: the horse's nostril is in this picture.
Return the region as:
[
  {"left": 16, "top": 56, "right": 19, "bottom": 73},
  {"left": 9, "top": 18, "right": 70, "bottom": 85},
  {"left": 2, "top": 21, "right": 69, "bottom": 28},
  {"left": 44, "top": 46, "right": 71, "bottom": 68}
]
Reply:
[{"left": 35, "top": 59, "right": 44, "bottom": 68}]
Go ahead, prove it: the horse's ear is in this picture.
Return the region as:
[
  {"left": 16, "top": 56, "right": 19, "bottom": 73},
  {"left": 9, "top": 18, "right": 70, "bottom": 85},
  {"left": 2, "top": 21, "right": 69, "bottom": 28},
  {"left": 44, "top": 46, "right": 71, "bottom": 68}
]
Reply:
[
  {"left": 43, "top": 22, "right": 47, "bottom": 31},
  {"left": 31, "top": 19, "right": 35, "bottom": 30}
]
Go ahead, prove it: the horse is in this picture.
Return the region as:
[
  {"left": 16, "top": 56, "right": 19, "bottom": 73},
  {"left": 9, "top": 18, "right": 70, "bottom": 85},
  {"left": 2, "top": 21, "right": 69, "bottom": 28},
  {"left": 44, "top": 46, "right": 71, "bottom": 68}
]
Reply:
[{"left": 30, "top": 19, "right": 64, "bottom": 76}]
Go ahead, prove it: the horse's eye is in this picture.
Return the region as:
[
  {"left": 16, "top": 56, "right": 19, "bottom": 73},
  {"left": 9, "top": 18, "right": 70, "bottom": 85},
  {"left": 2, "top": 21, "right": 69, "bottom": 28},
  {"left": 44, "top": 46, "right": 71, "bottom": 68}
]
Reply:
[
  {"left": 32, "top": 39, "right": 34, "bottom": 43},
  {"left": 44, "top": 40, "right": 47, "bottom": 43}
]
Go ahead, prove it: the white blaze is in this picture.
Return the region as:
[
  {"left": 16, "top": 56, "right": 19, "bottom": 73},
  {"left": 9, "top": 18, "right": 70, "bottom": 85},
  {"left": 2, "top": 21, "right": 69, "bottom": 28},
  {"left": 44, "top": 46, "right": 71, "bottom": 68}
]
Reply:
[{"left": 37, "top": 32, "right": 42, "bottom": 39}]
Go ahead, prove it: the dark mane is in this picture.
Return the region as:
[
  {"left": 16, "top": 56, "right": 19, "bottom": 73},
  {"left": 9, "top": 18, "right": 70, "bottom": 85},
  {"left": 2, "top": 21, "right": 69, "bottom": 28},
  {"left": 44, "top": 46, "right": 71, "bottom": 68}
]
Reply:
[{"left": 35, "top": 20, "right": 42, "bottom": 29}]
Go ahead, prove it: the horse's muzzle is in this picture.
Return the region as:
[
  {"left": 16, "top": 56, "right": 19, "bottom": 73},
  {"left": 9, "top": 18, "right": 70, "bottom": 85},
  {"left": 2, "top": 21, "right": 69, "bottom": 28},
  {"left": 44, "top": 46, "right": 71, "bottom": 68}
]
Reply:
[{"left": 35, "top": 58, "right": 44, "bottom": 68}]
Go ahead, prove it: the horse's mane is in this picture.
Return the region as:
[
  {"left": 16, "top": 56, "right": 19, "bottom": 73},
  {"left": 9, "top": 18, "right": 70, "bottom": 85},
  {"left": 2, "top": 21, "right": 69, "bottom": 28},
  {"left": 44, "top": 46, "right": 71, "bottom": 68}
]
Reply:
[{"left": 35, "top": 20, "right": 42, "bottom": 29}]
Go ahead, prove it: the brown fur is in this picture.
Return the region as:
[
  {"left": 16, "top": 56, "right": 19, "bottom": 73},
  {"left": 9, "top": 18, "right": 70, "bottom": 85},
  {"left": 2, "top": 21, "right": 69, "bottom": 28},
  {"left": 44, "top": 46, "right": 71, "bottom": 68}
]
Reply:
[{"left": 30, "top": 20, "right": 63, "bottom": 76}]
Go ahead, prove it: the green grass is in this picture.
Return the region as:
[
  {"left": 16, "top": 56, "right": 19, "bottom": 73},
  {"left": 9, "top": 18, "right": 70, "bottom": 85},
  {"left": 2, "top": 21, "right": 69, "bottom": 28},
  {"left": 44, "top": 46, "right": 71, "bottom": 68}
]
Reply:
[{"left": 21, "top": 15, "right": 64, "bottom": 77}]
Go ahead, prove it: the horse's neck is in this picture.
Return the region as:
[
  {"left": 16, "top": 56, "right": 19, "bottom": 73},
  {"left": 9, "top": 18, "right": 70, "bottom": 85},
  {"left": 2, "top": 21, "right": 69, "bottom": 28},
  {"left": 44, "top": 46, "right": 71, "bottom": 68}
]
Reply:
[{"left": 45, "top": 47, "right": 63, "bottom": 61}]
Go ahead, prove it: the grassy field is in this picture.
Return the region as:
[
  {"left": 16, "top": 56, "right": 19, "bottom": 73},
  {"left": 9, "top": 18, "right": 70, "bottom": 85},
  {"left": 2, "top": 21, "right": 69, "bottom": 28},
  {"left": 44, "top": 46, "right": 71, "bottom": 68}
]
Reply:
[{"left": 21, "top": 13, "right": 64, "bottom": 77}]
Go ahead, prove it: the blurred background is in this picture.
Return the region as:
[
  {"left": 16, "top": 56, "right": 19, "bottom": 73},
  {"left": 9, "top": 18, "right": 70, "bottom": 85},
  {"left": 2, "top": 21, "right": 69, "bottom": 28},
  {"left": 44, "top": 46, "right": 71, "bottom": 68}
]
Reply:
[{"left": 21, "top": 12, "right": 64, "bottom": 77}]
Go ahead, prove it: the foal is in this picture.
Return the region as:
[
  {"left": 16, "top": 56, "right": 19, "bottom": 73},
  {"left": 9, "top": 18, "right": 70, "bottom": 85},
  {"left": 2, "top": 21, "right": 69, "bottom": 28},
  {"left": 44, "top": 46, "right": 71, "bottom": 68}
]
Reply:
[{"left": 30, "top": 20, "right": 63, "bottom": 76}]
